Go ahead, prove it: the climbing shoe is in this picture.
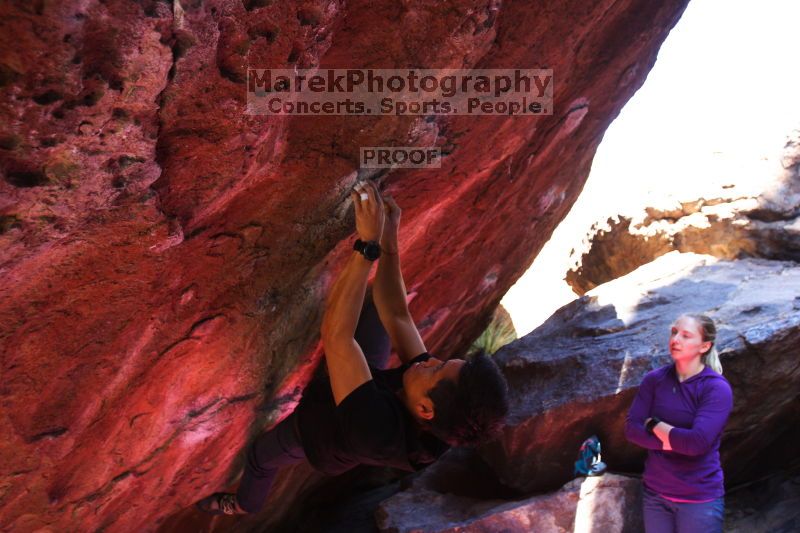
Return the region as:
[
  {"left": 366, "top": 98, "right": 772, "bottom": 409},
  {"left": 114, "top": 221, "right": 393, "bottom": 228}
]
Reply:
[{"left": 195, "top": 492, "right": 241, "bottom": 515}]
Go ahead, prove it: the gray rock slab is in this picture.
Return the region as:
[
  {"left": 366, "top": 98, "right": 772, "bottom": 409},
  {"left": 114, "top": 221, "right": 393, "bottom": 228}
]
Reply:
[{"left": 484, "top": 252, "right": 800, "bottom": 493}]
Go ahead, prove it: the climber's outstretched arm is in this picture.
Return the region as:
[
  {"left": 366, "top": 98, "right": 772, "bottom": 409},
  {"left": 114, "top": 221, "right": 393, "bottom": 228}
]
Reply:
[
  {"left": 372, "top": 195, "right": 427, "bottom": 365},
  {"left": 321, "top": 181, "right": 384, "bottom": 406}
]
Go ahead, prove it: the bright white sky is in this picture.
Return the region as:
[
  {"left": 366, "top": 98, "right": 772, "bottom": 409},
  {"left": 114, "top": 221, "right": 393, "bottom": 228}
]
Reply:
[{"left": 502, "top": 0, "right": 800, "bottom": 335}]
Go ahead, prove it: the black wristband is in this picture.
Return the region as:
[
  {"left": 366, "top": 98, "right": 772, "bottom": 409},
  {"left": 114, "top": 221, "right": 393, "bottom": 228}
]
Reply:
[
  {"left": 353, "top": 239, "right": 381, "bottom": 261},
  {"left": 645, "top": 417, "right": 661, "bottom": 436}
]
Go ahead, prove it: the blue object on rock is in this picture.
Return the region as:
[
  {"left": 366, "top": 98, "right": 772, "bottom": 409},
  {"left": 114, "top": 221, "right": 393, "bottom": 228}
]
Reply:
[{"left": 574, "top": 435, "right": 607, "bottom": 477}]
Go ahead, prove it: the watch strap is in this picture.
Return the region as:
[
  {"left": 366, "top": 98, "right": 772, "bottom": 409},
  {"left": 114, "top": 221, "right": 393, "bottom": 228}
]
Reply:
[{"left": 645, "top": 416, "right": 661, "bottom": 435}]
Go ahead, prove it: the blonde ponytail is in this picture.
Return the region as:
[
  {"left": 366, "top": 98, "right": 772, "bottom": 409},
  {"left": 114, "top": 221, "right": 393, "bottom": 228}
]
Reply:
[{"left": 703, "top": 345, "right": 723, "bottom": 375}]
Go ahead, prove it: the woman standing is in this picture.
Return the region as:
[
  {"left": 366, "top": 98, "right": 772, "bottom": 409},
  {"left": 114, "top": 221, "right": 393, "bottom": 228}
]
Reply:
[{"left": 625, "top": 314, "right": 733, "bottom": 533}]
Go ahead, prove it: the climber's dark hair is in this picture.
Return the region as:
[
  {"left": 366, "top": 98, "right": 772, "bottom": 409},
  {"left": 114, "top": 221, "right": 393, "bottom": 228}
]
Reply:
[{"left": 424, "top": 349, "right": 510, "bottom": 448}]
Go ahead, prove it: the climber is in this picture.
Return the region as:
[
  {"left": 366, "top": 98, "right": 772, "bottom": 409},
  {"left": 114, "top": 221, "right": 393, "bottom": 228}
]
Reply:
[
  {"left": 196, "top": 179, "right": 509, "bottom": 515},
  {"left": 624, "top": 314, "right": 733, "bottom": 533}
]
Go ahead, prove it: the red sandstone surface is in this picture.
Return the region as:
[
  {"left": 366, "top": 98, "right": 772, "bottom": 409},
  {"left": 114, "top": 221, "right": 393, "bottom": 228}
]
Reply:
[{"left": 0, "top": 0, "right": 688, "bottom": 530}]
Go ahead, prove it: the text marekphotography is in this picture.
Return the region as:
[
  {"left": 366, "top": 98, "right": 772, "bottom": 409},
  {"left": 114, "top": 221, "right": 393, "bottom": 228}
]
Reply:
[{"left": 246, "top": 68, "right": 553, "bottom": 116}]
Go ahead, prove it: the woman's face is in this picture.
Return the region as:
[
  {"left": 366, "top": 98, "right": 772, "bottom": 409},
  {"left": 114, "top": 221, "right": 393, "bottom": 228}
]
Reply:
[{"left": 669, "top": 316, "right": 711, "bottom": 363}]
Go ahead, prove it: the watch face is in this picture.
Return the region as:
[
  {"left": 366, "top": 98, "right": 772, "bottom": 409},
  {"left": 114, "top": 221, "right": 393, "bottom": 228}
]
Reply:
[{"left": 364, "top": 242, "right": 380, "bottom": 260}]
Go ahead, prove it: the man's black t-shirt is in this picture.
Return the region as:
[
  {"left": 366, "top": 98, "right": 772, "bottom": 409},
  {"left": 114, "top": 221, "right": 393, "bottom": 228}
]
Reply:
[{"left": 294, "top": 352, "right": 450, "bottom": 475}]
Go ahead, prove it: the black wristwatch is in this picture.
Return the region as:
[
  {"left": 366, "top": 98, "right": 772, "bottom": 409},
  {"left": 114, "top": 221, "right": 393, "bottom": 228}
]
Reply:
[
  {"left": 353, "top": 239, "right": 381, "bottom": 261},
  {"left": 646, "top": 416, "right": 662, "bottom": 436}
]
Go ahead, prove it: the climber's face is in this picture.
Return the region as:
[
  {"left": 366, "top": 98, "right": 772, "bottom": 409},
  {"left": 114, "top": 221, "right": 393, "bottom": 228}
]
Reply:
[{"left": 401, "top": 357, "right": 465, "bottom": 422}]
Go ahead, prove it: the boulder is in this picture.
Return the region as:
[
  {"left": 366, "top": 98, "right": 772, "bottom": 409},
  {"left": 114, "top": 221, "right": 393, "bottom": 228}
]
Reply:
[
  {"left": 566, "top": 129, "right": 800, "bottom": 294},
  {"left": 726, "top": 471, "right": 800, "bottom": 533},
  {"left": 376, "top": 469, "right": 643, "bottom": 533},
  {"left": 483, "top": 251, "right": 800, "bottom": 493},
  {"left": 0, "top": 0, "right": 691, "bottom": 531},
  {"left": 371, "top": 468, "right": 800, "bottom": 533},
  {"left": 374, "top": 464, "right": 800, "bottom": 533}
]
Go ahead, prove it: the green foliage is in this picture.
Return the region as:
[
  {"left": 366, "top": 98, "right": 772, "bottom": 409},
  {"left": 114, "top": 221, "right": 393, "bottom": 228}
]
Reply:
[{"left": 468, "top": 314, "right": 517, "bottom": 356}]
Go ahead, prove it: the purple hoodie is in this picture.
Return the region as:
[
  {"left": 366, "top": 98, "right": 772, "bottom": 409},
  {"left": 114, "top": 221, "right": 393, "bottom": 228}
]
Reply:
[{"left": 625, "top": 363, "right": 734, "bottom": 501}]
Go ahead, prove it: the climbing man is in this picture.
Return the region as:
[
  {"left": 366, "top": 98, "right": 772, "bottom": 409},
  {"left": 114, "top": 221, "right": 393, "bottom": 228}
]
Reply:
[{"left": 196, "top": 179, "right": 510, "bottom": 515}]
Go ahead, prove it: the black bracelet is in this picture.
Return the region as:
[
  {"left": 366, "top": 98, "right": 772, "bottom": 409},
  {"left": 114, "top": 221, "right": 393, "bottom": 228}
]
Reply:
[{"left": 645, "top": 416, "right": 662, "bottom": 436}]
